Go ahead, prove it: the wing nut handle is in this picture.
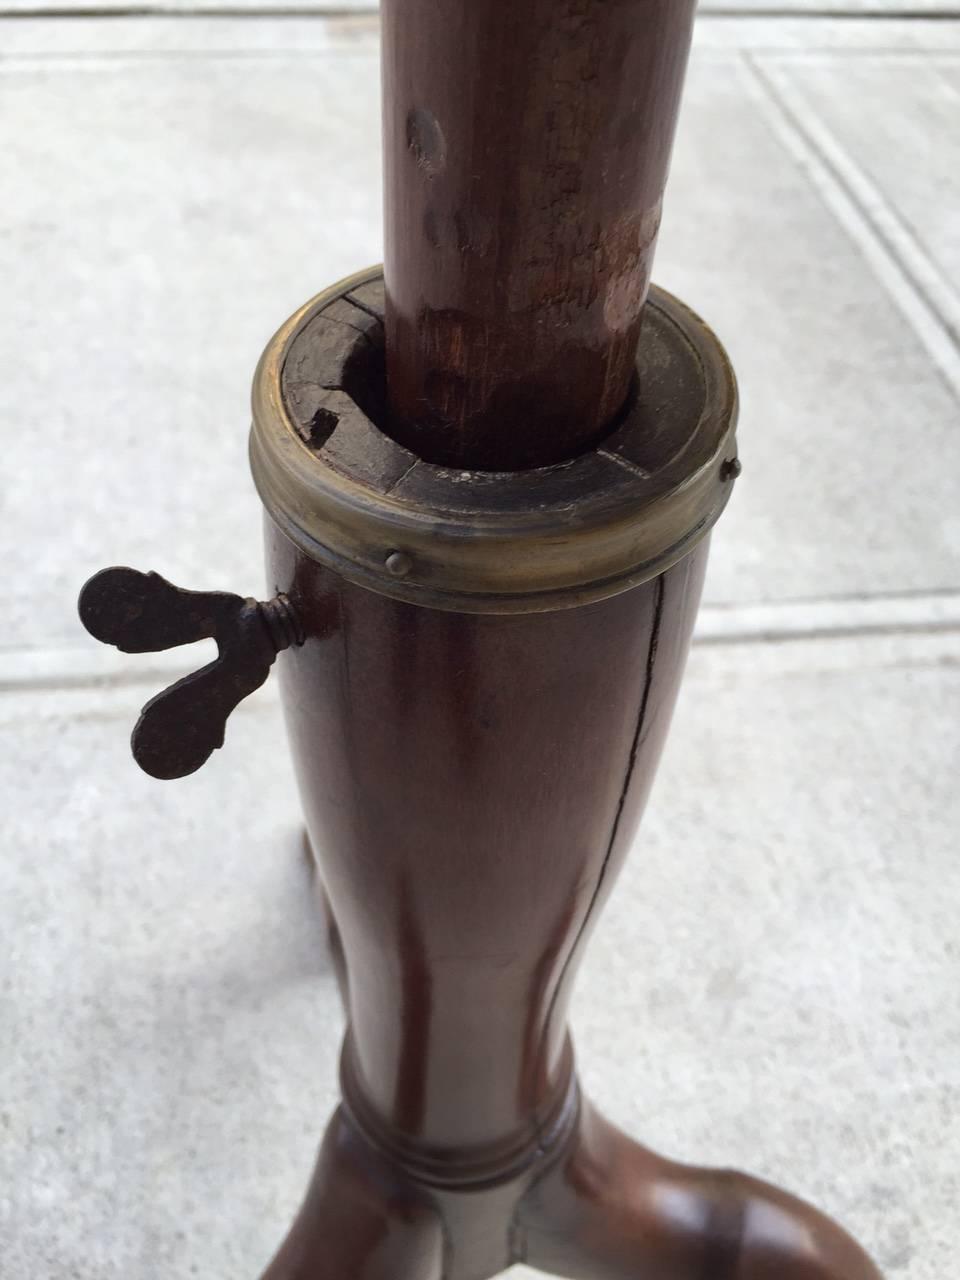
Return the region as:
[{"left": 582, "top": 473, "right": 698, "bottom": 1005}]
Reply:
[{"left": 77, "top": 567, "right": 305, "bottom": 780}]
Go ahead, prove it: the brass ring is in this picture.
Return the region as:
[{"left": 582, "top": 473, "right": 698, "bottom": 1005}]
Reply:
[{"left": 250, "top": 266, "right": 738, "bottom": 614}]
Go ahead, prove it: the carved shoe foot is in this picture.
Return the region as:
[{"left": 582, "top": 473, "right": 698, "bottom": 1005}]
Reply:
[{"left": 516, "top": 1099, "right": 883, "bottom": 1280}]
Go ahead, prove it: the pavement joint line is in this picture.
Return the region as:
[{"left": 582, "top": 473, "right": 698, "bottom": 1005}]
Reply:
[
  {"left": 3, "top": 593, "right": 959, "bottom": 693},
  {"left": 755, "top": 52, "right": 960, "bottom": 349},
  {"left": 0, "top": 45, "right": 373, "bottom": 60},
  {"left": 695, "top": 619, "right": 960, "bottom": 645},
  {"left": 743, "top": 52, "right": 960, "bottom": 405},
  {"left": 702, "top": 6, "right": 960, "bottom": 15},
  {"left": 696, "top": 593, "right": 960, "bottom": 643},
  {"left": 0, "top": 5, "right": 377, "bottom": 16},
  {"left": 747, "top": 51, "right": 960, "bottom": 404},
  {"left": 1, "top": 4, "right": 959, "bottom": 17},
  {"left": 3, "top": 14, "right": 959, "bottom": 57}
]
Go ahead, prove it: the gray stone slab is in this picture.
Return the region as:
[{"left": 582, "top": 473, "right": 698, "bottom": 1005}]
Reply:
[
  {"left": 702, "top": 0, "right": 959, "bottom": 10},
  {"left": 0, "top": 684, "right": 338, "bottom": 1278},
  {"left": 0, "top": 12, "right": 380, "bottom": 56},
  {"left": 761, "top": 52, "right": 960, "bottom": 308},
  {"left": 655, "top": 52, "right": 960, "bottom": 606},
  {"left": 2, "top": 630, "right": 957, "bottom": 1278}
]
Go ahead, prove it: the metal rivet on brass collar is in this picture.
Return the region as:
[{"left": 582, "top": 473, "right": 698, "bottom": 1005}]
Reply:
[
  {"left": 721, "top": 457, "right": 742, "bottom": 481},
  {"left": 385, "top": 551, "right": 413, "bottom": 578}
]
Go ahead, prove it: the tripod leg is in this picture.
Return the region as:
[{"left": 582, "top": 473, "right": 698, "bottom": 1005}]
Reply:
[
  {"left": 259, "top": 1109, "right": 444, "bottom": 1280},
  {"left": 517, "top": 1099, "right": 882, "bottom": 1280}
]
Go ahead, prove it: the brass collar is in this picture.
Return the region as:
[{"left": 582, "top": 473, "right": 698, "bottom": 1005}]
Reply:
[{"left": 250, "top": 267, "right": 738, "bottom": 614}]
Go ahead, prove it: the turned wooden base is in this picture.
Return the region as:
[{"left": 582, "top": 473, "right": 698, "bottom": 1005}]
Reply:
[
  {"left": 257, "top": 492, "right": 883, "bottom": 1280},
  {"left": 259, "top": 844, "right": 884, "bottom": 1280},
  {"left": 260, "top": 1097, "right": 883, "bottom": 1280}
]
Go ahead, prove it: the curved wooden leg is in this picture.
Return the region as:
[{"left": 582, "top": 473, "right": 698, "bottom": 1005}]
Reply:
[
  {"left": 259, "top": 1108, "right": 444, "bottom": 1280},
  {"left": 517, "top": 1098, "right": 882, "bottom": 1280},
  {"left": 267, "top": 534, "right": 882, "bottom": 1280}
]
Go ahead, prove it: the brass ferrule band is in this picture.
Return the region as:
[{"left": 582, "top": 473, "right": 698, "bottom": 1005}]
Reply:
[{"left": 250, "top": 267, "right": 739, "bottom": 615}]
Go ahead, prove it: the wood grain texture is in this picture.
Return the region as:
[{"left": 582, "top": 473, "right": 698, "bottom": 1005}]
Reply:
[
  {"left": 266, "top": 519, "right": 708, "bottom": 1171},
  {"left": 516, "top": 1099, "right": 885, "bottom": 1280},
  {"left": 381, "top": 0, "right": 697, "bottom": 469},
  {"left": 259, "top": 529, "right": 884, "bottom": 1280}
]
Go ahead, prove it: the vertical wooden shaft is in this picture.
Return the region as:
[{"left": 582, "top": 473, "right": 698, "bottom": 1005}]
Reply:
[
  {"left": 381, "top": 0, "right": 697, "bottom": 470},
  {"left": 268, "top": 520, "right": 708, "bottom": 1166}
]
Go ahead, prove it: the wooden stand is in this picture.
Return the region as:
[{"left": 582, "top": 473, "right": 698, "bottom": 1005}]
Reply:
[
  {"left": 262, "top": 541, "right": 884, "bottom": 1280},
  {"left": 76, "top": 4, "right": 886, "bottom": 1275},
  {"left": 247, "top": 273, "right": 881, "bottom": 1280}
]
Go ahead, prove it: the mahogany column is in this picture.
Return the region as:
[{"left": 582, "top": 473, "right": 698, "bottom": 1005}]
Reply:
[
  {"left": 381, "top": 0, "right": 697, "bottom": 469},
  {"left": 75, "top": 0, "right": 887, "bottom": 1276}
]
